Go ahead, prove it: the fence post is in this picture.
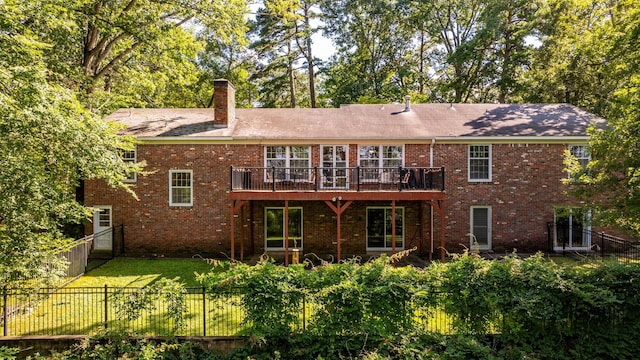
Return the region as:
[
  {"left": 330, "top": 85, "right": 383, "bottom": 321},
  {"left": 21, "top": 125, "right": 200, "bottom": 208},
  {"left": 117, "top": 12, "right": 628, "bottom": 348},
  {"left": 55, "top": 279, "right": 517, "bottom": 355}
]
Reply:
[
  {"left": 202, "top": 286, "right": 206, "bottom": 337},
  {"left": 302, "top": 296, "right": 306, "bottom": 332},
  {"left": 601, "top": 232, "right": 605, "bottom": 259},
  {"left": 104, "top": 285, "right": 108, "bottom": 329},
  {"left": 3, "top": 286, "right": 7, "bottom": 336}
]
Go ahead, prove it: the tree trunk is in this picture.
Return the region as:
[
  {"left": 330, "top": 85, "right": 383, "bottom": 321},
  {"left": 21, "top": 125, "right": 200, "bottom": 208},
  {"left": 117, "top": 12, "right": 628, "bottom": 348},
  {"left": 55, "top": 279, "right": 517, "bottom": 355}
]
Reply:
[{"left": 288, "top": 41, "right": 297, "bottom": 108}]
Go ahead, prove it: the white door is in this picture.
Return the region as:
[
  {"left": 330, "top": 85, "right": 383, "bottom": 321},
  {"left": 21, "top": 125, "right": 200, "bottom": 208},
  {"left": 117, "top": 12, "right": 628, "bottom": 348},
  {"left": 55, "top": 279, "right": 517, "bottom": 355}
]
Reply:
[
  {"left": 321, "top": 145, "right": 349, "bottom": 189},
  {"left": 93, "top": 206, "right": 113, "bottom": 251}
]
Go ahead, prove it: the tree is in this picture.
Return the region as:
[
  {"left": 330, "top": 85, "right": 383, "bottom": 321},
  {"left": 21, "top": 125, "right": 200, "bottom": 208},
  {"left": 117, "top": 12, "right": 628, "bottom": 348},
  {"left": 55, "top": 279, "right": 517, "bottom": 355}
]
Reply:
[
  {"left": 0, "top": 1, "right": 140, "bottom": 287},
  {"left": 320, "top": 0, "right": 413, "bottom": 105},
  {"left": 564, "top": 0, "right": 640, "bottom": 236},
  {"left": 7, "top": 0, "right": 247, "bottom": 113},
  {"left": 476, "top": 0, "right": 538, "bottom": 103}
]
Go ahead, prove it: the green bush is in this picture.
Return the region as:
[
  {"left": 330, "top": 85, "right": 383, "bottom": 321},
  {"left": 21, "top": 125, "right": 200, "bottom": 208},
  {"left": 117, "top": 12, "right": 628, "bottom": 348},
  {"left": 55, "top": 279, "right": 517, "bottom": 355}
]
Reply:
[{"left": 196, "top": 252, "right": 640, "bottom": 359}]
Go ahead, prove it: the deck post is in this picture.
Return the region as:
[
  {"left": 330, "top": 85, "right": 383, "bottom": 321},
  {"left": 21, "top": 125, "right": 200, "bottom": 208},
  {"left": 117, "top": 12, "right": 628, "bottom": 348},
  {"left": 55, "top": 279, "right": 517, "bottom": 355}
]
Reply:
[
  {"left": 391, "top": 200, "right": 397, "bottom": 258},
  {"left": 337, "top": 198, "right": 341, "bottom": 262},
  {"left": 284, "top": 200, "right": 289, "bottom": 266},
  {"left": 230, "top": 202, "right": 235, "bottom": 261}
]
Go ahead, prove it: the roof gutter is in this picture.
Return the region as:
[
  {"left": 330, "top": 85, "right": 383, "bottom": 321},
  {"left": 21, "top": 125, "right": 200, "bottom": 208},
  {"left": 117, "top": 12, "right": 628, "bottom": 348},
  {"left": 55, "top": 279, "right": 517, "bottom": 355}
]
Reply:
[
  {"left": 434, "top": 136, "right": 590, "bottom": 144},
  {"left": 135, "top": 136, "right": 234, "bottom": 144}
]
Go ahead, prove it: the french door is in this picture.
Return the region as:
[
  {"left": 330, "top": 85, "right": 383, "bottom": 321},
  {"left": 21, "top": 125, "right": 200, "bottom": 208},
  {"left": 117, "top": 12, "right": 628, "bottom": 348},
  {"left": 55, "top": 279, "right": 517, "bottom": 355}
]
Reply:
[
  {"left": 321, "top": 145, "right": 348, "bottom": 189},
  {"left": 554, "top": 208, "right": 590, "bottom": 250}
]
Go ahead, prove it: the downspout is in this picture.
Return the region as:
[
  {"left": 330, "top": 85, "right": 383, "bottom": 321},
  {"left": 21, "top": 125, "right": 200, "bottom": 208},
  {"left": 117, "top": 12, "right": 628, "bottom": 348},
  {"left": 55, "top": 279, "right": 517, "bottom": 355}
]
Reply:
[{"left": 430, "top": 138, "right": 435, "bottom": 261}]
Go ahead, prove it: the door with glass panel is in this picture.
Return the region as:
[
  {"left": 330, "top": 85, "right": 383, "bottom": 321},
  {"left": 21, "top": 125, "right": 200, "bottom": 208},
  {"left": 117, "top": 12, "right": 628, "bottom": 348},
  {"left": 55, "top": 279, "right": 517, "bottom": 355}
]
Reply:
[
  {"left": 93, "top": 206, "right": 112, "bottom": 251},
  {"left": 321, "top": 145, "right": 348, "bottom": 189},
  {"left": 554, "top": 207, "right": 590, "bottom": 250}
]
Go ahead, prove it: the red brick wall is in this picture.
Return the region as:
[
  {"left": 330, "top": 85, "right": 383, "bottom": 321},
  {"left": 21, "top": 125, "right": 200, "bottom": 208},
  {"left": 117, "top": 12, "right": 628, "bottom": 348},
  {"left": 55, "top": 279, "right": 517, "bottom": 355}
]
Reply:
[
  {"left": 85, "top": 142, "right": 578, "bottom": 257},
  {"left": 435, "top": 143, "right": 580, "bottom": 254}
]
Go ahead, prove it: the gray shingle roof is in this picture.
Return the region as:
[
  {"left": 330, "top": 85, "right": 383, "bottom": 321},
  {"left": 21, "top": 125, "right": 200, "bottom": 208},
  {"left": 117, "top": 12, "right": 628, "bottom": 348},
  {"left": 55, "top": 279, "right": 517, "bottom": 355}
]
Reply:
[{"left": 108, "top": 103, "right": 604, "bottom": 140}]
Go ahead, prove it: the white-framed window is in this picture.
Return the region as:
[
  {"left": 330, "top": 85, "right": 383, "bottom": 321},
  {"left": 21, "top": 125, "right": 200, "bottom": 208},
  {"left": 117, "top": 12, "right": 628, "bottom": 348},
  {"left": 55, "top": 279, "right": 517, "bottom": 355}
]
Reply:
[
  {"left": 358, "top": 145, "right": 403, "bottom": 181},
  {"left": 468, "top": 145, "right": 491, "bottom": 182},
  {"left": 265, "top": 207, "right": 303, "bottom": 250},
  {"left": 568, "top": 145, "right": 590, "bottom": 178},
  {"left": 366, "top": 207, "right": 404, "bottom": 250},
  {"left": 122, "top": 148, "right": 136, "bottom": 182},
  {"left": 470, "top": 206, "right": 491, "bottom": 250},
  {"left": 265, "top": 146, "right": 311, "bottom": 181},
  {"left": 169, "top": 170, "right": 193, "bottom": 206}
]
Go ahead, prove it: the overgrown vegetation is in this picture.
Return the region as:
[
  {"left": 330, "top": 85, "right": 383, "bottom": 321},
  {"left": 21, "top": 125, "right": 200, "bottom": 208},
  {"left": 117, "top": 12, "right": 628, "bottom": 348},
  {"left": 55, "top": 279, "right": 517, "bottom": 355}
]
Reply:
[
  {"left": 194, "top": 252, "right": 640, "bottom": 359},
  {"left": 6, "top": 253, "right": 640, "bottom": 359}
]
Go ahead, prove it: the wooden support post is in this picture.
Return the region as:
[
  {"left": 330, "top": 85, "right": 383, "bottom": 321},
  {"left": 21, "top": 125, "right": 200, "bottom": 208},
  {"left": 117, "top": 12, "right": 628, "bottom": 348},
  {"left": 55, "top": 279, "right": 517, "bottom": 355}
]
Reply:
[
  {"left": 337, "top": 198, "right": 341, "bottom": 262},
  {"left": 230, "top": 200, "right": 247, "bottom": 263},
  {"left": 240, "top": 205, "right": 245, "bottom": 261},
  {"left": 391, "top": 200, "right": 397, "bottom": 256},
  {"left": 284, "top": 200, "right": 289, "bottom": 266},
  {"left": 324, "top": 198, "right": 353, "bottom": 263}
]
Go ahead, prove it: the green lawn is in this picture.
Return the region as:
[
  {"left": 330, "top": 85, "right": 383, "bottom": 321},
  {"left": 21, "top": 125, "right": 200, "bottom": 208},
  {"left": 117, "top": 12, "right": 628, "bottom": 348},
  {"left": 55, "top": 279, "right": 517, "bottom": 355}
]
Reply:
[{"left": 69, "top": 258, "right": 215, "bottom": 287}]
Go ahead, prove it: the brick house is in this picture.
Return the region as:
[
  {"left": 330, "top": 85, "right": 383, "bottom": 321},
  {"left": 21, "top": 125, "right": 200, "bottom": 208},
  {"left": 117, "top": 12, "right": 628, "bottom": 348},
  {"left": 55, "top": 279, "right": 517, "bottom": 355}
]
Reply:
[{"left": 84, "top": 79, "right": 604, "bottom": 262}]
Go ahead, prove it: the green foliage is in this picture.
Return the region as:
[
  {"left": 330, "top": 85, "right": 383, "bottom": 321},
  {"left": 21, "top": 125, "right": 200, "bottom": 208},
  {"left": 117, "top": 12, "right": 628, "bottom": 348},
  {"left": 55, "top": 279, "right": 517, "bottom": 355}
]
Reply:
[
  {"left": 0, "top": 346, "right": 18, "bottom": 360},
  {"left": 0, "top": 42, "right": 140, "bottom": 288},
  {"left": 198, "top": 259, "right": 307, "bottom": 338},
  {"left": 196, "top": 253, "right": 640, "bottom": 359},
  {"left": 306, "top": 255, "right": 424, "bottom": 337},
  {"left": 57, "top": 330, "right": 215, "bottom": 360},
  {"left": 112, "top": 278, "right": 188, "bottom": 334}
]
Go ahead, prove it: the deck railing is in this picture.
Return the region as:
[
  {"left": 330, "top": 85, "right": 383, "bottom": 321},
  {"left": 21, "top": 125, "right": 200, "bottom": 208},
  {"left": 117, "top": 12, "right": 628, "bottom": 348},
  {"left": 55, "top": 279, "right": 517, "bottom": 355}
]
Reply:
[{"left": 231, "top": 166, "right": 445, "bottom": 192}]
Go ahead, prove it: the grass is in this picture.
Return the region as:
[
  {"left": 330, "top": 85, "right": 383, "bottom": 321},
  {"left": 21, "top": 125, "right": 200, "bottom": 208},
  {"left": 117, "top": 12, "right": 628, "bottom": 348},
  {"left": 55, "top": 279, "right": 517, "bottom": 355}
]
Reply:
[{"left": 69, "top": 258, "right": 215, "bottom": 288}]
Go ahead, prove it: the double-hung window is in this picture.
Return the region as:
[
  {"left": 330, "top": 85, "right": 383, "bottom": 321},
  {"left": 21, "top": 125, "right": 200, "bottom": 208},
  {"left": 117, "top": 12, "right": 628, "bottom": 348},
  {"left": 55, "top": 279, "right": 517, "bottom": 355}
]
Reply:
[
  {"left": 265, "top": 207, "right": 303, "bottom": 250},
  {"left": 358, "top": 145, "right": 403, "bottom": 182},
  {"left": 468, "top": 145, "right": 491, "bottom": 181},
  {"left": 265, "top": 146, "right": 310, "bottom": 182},
  {"left": 169, "top": 170, "right": 193, "bottom": 206},
  {"left": 366, "top": 207, "right": 404, "bottom": 250},
  {"left": 121, "top": 148, "right": 137, "bottom": 182},
  {"left": 568, "top": 145, "right": 590, "bottom": 178}
]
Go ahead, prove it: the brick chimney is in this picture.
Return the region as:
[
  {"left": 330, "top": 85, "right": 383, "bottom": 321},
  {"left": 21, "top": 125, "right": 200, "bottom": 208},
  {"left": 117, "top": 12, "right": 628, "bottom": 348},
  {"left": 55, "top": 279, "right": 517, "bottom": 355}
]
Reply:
[{"left": 213, "top": 79, "right": 235, "bottom": 127}]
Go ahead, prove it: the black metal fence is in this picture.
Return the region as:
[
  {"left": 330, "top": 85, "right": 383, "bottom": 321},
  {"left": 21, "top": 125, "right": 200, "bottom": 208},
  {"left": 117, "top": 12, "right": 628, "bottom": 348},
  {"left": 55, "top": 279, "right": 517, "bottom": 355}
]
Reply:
[
  {"left": 548, "top": 223, "right": 640, "bottom": 263},
  {"left": 0, "top": 286, "right": 452, "bottom": 337},
  {"left": 231, "top": 166, "right": 445, "bottom": 192}
]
